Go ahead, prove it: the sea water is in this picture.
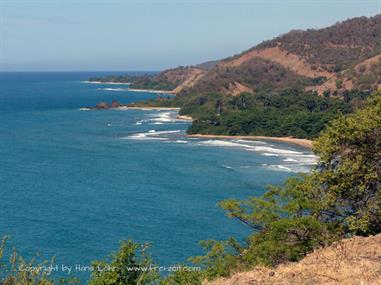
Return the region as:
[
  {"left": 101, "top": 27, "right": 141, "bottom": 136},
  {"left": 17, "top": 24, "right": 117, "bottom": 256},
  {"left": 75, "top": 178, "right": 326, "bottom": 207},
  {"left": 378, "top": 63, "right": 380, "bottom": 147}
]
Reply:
[{"left": 0, "top": 72, "right": 315, "bottom": 280}]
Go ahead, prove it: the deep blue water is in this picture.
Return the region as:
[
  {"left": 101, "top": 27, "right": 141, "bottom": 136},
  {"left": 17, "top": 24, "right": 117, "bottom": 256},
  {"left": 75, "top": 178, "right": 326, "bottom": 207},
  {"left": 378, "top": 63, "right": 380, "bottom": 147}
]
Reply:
[{"left": 0, "top": 72, "right": 315, "bottom": 281}]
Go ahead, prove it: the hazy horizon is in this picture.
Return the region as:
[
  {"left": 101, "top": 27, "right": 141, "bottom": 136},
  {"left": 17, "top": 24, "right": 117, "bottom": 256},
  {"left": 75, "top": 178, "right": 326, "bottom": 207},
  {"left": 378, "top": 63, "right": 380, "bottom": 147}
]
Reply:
[{"left": 1, "top": 0, "right": 380, "bottom": 71}]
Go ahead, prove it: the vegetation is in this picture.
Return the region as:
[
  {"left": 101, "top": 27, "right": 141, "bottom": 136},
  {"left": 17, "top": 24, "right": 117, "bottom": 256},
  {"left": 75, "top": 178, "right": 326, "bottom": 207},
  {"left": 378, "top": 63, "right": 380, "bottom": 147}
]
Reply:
[
  {"left": 89, "top": 241, "right": 159, "bottom": 285},
  {"left": 255, "top": 14, "right": 381, "bottom": 72},
  {"left": 132, "top": 89, "right": 366, "bottom": 139},
  {"left": 181, "top": 58, "right": 311, "bottom": 95},
  {"left": 0, "top": 237, "right": 80, "bottom": 285},
  {"left": 161, "top": 91, "right": 381, "bottom": 283},
  {"left": 88, "top": 74, "right": 177, "bottom": 91},
  {"left": 3, "top": 92, "right": 379, "bottom": 284}
]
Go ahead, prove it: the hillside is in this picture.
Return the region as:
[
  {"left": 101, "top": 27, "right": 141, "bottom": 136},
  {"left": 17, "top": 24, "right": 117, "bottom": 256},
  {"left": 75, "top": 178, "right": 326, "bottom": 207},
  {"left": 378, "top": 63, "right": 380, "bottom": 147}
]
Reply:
[
  {"left": 91, "top": 14, "right": 381, "bottom": 139},
  {"left": 185, "top": 13, "right": 381, "bottom": 96},
  {"left": 205, "top": 234, "right": 381, "bottom": 285},
  {"left": 90, "top": 14, "right": 381, "bottom": 96}
]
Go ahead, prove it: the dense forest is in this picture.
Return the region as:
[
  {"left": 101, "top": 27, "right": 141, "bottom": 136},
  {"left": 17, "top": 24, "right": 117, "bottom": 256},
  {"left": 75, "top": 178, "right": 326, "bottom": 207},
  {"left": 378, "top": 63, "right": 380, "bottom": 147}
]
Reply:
[{"left": 131, "top": 89, "right": 369, "bottom": 139}]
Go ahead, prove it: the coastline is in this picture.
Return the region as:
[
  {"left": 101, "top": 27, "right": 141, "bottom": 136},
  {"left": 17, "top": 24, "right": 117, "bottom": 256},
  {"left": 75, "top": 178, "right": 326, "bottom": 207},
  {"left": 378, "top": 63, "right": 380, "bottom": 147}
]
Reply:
[
  {"left": 82, "top": 81, "right": 176, "bottom": 94},
  {"left": 82, "top": 81, "right": 132, "bottom": 85},
  {"left": 188, "top": 134, "right": 313, "bottom": 148},
  {"left": 127, "top": 88, "right": 176, "bottom": 94},
  {"left": 176, "top": 114, "right": 193, "bottom": 121},
  {"left": 125, "top": 106, "right": 180, "bottom": 110}
]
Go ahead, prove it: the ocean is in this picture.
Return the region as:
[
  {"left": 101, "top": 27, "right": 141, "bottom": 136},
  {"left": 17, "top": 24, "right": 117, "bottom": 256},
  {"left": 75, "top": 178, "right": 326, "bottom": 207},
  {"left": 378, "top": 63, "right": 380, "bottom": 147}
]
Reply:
[{"left": 0, "top": 72, "right": 316, "bottom": 280}]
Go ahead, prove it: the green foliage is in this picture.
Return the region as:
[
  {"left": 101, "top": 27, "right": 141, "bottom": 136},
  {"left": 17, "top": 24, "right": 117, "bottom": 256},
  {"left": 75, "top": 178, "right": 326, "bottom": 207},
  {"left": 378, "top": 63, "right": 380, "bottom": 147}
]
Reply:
[
  {"left": 184, "top": 92, "right": 381, "bottom": 280},
  {"left": 174, "top": 89, "right": 353, "bottom": 138},
  {"left": 313, "top": 92, "right": 381, "bottom": 235},
  {"left": 88, "top": 74, "right": 176, "bottom": 91},
  {"left": 183, "top": 58, "right": 310, "bottom": 96},
  {"left": 0, "top": 237, "right": 80, "bottom": 285},
  {"left": 3, "top": 92, "right": 381, "bottom": 284},
  {"left": 160, "top": 266, "right": 203, "bottom": 285},
  {"left": 89, "top": 240, "right": 159, "bottom": 285}
]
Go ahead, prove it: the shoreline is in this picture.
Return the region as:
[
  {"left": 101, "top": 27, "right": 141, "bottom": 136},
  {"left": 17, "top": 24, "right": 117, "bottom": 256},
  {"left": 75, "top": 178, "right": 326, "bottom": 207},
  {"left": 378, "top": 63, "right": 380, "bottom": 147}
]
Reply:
[
  {"left": 127, "top": 88, "right": 176, "bottom": 94},
  {"left": 188, "top": 134, "right": 313, "bottom": 148},
  {"left": 82, "top": 81, "right": 132, "bottom": 85},
  {"left": 82, "top": 81, "right": 176, "bottom": 94},
  {"left": 126, "top": 106, "right": 180, "bottom": 110},
  {"left": 80, "top": 105, "right": 311, "bottom": 148},
  {"left": 176, "top": 114, "right": 193, "bottom": 121}
]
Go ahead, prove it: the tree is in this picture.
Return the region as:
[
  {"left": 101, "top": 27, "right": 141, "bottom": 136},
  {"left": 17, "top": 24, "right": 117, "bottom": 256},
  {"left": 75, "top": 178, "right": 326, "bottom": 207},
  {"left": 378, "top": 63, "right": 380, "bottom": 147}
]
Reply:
[
  {"left": 89, "top": 241, "right": 159, "bottom": 285},
  {"left": 187, "top": 91, "right": 381, "bottom": 280}
]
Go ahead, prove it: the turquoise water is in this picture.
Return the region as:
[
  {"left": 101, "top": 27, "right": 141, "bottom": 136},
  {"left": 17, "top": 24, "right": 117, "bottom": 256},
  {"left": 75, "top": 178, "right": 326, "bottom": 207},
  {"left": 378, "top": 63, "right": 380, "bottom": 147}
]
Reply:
[{"left": 0, "top": 72, "right": 315, "bottom": 280}]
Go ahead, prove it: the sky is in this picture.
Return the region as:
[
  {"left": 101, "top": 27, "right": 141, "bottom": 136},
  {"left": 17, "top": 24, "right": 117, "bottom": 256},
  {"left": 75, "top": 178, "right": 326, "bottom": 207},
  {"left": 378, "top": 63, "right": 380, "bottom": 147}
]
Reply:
[{"left": 0, "top": 0, "right": 380, "bottom": 71}]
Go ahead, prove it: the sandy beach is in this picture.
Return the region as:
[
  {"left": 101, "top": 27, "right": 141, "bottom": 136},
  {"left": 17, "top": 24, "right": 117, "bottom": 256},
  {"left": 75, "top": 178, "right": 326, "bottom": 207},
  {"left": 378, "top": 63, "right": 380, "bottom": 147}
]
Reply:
[
  {"left": 176, "top": 114, "right": 193, "bottom": 121},
  {"left": 188, "top": 134, "right": 313, "bottom": 148},
  {"left": 125, "top": 106, "right": 181, "bottom": 110}
]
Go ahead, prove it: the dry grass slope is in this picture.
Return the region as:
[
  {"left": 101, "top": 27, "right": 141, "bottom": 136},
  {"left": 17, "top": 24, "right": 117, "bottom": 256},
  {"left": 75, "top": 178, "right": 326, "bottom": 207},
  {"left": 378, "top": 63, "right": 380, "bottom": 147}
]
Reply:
[{"left": 205, "top": 234, "right": 381, "bottom": 285}]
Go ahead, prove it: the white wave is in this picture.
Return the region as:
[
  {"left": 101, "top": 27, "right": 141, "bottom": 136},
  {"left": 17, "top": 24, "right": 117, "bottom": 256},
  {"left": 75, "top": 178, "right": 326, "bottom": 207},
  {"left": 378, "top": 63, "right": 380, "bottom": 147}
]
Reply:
[
  {"left": 197, "top": 140, "right": 303, "bottom": 155},
  {"left": 150, "top": 130, "right": 181, "bottom": 135},
  {"left": 284, "top": 158, "right": 297, "bottom": 162},
  {"left": 263, "top": 164, "right": 292, "bottom": 172},
  {"left": 115, "top": 106, "right": 129, "bottom": 110},
  {"left": 79, "top": 107, "right": 91, "bottom": 111},
  {"left": 175, "top": 140, "right": 188, "bottom": 143},
  {"left": 262, "top": 153, "right": 279, "bottom": 157},
  {"left": 146, "top": 111, "right": 189, "bottom": 124},
  {"left": 286, "top": 154, "right": 318, "bottom": 165},
  {"left": 82, "top": 81, "right": 131, "bottom": 85},
  {"left": 100, "top": 88, "right": 130, "bottom": 92},
  {"left": 222, "top": 165, "right": 233, "bottom": 169},
  {"left": 124, "top": 133, "right": 168, "bottom": 140},
  {"left": 123, "top": 130, "right": 181, "bottom": 141},
  {"left": 235, "top": 139, "right": 267, "bottom": 145},
  {"left": 148, "top": 112, "right": 173, "bottom": 123}
]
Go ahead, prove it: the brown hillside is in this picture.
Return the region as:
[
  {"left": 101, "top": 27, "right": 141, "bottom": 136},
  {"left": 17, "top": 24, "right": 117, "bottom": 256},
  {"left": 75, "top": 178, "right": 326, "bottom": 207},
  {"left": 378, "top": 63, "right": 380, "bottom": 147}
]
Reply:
[
  {"left": 172, "top": 68, "right": 205, "bottom": 93},
  {"left": 205, "top": 234, "right": 381, "bottom": 285},
  {"left": 256, "top": 14, "right": 381, "bottom": 72},
  {"left": 219, "top": 45, "right": 332, "bottom": 78},
  {"left": 182, "top": 57, "right": 305, "bottom": 96},
  {"left": 307, "top": 53, "right": 381, "bottom": 95},
  {"left": 120, "top": 13, "right": 381, "bottom": 96}
]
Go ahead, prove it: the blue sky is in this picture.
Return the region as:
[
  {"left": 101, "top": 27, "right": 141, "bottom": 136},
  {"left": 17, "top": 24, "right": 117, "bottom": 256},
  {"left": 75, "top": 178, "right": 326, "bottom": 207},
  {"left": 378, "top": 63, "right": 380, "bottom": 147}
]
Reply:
[{"left": 0, "top": 0, "right": 380, "bottom": 71}]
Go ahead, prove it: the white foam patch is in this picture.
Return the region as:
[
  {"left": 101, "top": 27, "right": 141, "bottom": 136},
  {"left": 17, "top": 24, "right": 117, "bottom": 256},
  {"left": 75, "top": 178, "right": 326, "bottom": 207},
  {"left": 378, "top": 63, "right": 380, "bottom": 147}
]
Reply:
[
  {"left": 262, "top": 153, "right": 279, "bottom": 157},
  {"left": 197, "top": 140, "right": 303, "bottom": 155},
  {"left": 196, "top": 139, "right": 317, "bottom": 173},
  {"left": 98, "top": 87, "right": 130, "bottom": 91},
  {"left": 123, "top": 130, "right": 181, "bottom": 141},
  {"left": 263, "top": 164, "right": 293, "bottom": 172},
  {"left": 123, "top": 133, "right": 168, "bottom": 140},
  {"left": 222, "top": 165, "right": 233, "bottom": 169},
  {"left": 175, "top": 140, "right": 188, "bottom": 143},
  {"left": 284, "top": 158, "right": 297, "bottom": 162},
  {"left": 146, "top": 111, "right": 190, "bottom": 124}
]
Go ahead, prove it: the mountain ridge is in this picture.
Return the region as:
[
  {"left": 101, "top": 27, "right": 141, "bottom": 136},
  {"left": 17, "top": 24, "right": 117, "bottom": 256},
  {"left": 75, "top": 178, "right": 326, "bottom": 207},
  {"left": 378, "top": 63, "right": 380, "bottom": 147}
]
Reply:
[{"left": 127, "top": 13, "right": 381, "bottom": 96}]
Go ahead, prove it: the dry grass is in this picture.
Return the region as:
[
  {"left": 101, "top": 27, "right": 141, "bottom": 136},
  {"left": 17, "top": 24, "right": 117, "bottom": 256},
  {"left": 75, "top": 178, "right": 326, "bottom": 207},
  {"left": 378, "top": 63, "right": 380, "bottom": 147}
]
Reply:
[
  {"left": 205, "top": 234, "right": 381, "bottom": 285},
  {"left": 219, "top": 46, "right": 332, "bottom": 78}
]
